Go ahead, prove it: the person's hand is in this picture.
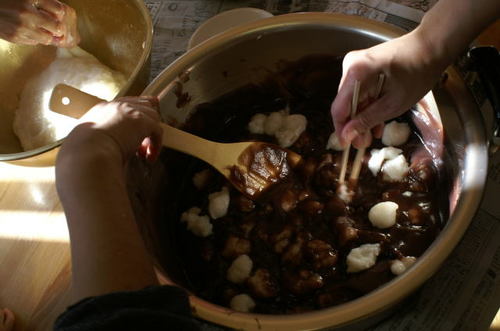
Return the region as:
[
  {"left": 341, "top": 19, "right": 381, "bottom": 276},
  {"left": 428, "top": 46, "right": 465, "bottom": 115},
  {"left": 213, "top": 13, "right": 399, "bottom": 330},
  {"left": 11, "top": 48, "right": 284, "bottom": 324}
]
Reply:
[
  {"left": 55, "top": 97, "right": 164, "bottom": 301},
  {"left": 57, "top": 96, "right": 163, "bottom": 176},
  {"left": 0, "top": 0, "right": 80, "bottom": 47},
  {"left": 330, "top": 30, "right": 448, "bottom": 148}
]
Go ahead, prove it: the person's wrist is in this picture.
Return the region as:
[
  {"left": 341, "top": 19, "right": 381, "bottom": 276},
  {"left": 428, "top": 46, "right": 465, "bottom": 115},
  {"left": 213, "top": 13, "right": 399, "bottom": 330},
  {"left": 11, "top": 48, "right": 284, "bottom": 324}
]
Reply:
[
  {"left": 56, "top": 129, "right": 126, "bottom": 192},
  {"left": 408, "top": 27, "right": 450, "bottom": 76}
]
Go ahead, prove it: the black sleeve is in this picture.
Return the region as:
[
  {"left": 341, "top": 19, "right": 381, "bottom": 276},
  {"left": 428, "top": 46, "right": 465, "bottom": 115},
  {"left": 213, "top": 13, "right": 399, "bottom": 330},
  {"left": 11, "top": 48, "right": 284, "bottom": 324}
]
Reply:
[{"left": 54, "top": 285, "right": 201, "bottom": 331}]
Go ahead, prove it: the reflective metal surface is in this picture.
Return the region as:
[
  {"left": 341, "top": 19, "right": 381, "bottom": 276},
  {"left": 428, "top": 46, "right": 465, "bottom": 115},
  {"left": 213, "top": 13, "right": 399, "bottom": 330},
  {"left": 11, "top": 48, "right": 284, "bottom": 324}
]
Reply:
[
  {"left": 0, "top": 0, "right": 153, "bottom": 164},
  {"left": 142, "top": 13, "right": 488, "bottom": 330}
]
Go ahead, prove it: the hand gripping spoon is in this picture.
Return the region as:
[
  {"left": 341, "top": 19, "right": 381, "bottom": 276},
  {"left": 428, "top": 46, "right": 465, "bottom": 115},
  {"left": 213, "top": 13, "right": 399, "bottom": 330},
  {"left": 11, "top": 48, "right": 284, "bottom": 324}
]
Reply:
[{"left": 49, "top": 84, "right": 302, "bottom": 199}]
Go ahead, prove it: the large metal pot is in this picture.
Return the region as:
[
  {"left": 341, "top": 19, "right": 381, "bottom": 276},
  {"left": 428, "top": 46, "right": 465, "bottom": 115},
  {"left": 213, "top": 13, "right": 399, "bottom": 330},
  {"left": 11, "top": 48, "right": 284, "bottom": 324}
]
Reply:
[
  {"left": 138, "top": 13, "right": 488, "bottom": 330},
  {"left": 0, "top": 0, "right": 152, "bottom": 166}
]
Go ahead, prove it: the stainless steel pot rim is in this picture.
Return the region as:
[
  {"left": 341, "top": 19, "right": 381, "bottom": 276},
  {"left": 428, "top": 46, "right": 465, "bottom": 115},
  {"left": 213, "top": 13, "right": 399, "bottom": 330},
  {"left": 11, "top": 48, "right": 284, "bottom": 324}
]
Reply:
[{"left": 144, "top": 12, "right": 489, "bottom": 330}]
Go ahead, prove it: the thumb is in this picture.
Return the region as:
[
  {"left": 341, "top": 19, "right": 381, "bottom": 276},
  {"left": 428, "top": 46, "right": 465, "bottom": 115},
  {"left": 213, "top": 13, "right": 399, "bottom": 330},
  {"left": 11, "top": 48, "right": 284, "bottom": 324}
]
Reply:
[{"left": 340, "top": 95, "right": 393, "bottom": 143}]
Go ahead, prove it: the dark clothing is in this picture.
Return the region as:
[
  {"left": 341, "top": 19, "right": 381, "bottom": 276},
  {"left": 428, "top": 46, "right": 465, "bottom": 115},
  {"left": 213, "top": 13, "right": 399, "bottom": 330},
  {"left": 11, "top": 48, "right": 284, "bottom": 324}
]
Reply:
[{"left": 54, "top": 285, "right": 201, "bottom": 331}]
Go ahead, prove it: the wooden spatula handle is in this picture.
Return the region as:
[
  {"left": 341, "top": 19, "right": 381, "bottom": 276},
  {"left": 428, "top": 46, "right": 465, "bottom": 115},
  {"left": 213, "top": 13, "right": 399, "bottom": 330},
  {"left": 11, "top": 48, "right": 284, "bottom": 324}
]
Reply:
[
  {"left": 49, "top": 84, "right": 220, "bottom": 167},
  {"left": 50, "top": 84, "right": 104, "bottom": 118}
]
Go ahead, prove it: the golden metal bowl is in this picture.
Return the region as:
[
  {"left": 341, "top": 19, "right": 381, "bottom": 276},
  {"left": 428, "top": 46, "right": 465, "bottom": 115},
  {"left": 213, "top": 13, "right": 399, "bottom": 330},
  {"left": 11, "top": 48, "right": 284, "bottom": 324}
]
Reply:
[{"left": 0, "top": 0, "right": 153, "bottom": 166}]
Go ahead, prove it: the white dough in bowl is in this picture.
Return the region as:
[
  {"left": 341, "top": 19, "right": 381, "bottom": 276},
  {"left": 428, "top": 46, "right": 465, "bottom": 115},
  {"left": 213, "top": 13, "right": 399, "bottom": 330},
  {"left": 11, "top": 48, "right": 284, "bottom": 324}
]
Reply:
[{"left": 13, "top": 47, "right": 126, "bottom": 151}]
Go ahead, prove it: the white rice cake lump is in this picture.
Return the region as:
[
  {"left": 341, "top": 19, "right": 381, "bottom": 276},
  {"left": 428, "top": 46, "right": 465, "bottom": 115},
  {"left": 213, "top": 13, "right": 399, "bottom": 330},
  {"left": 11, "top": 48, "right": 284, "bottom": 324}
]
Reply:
[
  {"left": 230, "top": 294, "right": 256, "bottom": 313},
  {"left": 382, "top": 154, "right": 410, "bottom": 182},
  {"left": 346, "top": 243, "right": 381, "bottom": 273},
  {"left": 368, "top": 201, "right": 399, "bottom": 229},
  {"left": 248, "top": 113, "right": 267, "bottom": 134},
  {"left": 264, "top": 111, "right": 285, "bottom": 136},
  {"left": 326, "top": 132, "right": 344, "bottom": 151},
  {"left": 275, "top": 114, "right": 307, "bottom": 148},
  {"left": 382, "top": 121, "right": 411, "bottom": 147},
  {"left": 247, "top": 111, "right": 307, "bottom": 148},
  {"left": 227, "top": 254, "right": 253, "bottom": 284},
  {"left": 390, "top": 256, "right": 417, "bottom": 275},
  {"left": 337, "top": 183, "right": 354, "bottom": 203},
  {"left": 368, "top": 147, "right": 402, "bottom": 176},
  {"left": 181, "top": 207, "right": 213, "bottom": 237},
  {"left": 13, "top": 47, "right": 125, "bottom": 150},
  {"left": 208, "top": 187, "right": 230, "bottom": 219}
]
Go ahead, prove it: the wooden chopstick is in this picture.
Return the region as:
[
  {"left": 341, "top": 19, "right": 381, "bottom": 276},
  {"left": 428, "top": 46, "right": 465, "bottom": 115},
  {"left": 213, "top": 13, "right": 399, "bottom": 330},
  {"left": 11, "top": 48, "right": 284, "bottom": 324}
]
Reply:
[
  {"left": 338, "top": 80, "right": 361, "bottom": 184},
  {"left": 349, "top": 74, "right": 386, "bottom": 182}
]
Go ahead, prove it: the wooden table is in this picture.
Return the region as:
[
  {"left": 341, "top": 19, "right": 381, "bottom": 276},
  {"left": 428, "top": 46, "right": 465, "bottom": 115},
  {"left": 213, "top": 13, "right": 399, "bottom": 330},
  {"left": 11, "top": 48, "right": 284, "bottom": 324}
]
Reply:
[
  {"left": 0, "top": 18, "right": 498, "bottom": 331},
  {"left": 0, "top": 162, "right": 72, "bottom": 330}
]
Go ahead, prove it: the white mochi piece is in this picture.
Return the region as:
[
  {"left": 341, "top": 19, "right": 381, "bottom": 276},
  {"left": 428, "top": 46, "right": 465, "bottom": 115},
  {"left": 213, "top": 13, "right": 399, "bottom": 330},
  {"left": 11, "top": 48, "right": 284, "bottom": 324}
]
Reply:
[
  {"left": 264, "top": 111, "right": 285, "bottom": 135},
  {"left": 368, "top": 147, "right": 403, "bottom": 176},
  {"left": 337, "top": 183, "right": 354, "bottom": 203},
  {"left": 275, "top": 114, "right": 307, "bottom": 148},
  {"left": 390, "top": 256, "right": 417, "bottom": 275},
  {"left": 368, "top": 201, "right": 399, "bottom": 229},
  {"left": 227, "top": 255, "right": 253, "bottom": 284},
  {"left": 230, "top": 294, "right": 256, "bottom": 313},
  {"left": 382, "top": 154, "right": 410, "bottom": 182},
  {"left": 382, "top": 121, "right": 411, "bottom": 146},
  {"left": 346, "top": 243, "right": 381, "bottom": 273},
  {"left": 181, "top": 207, "right": 213, "bottom": 237},
  {"left": 208, "top": 187, "right": 230, "bottom": 219},
  {"left": 368, "top": 149, "right": 385, "bottom": 176},
  {"left": 326, "top": 132, "right": 344, "bottom": 151},
  {"left": 13, "top": 47, "right": 125, "bottom": 151},
  {"left": 248, "top": 113, "right": 267, "bottom": 134},
  {"left": 381, "top": 147, "right": 404, "bottom": 160}
]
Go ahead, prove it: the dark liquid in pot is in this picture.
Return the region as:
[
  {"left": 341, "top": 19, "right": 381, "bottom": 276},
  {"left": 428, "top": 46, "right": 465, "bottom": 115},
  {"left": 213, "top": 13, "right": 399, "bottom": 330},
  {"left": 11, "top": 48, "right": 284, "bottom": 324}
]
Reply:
[{"left": 158, "top": 55, "right": 449, "bottom": 314}]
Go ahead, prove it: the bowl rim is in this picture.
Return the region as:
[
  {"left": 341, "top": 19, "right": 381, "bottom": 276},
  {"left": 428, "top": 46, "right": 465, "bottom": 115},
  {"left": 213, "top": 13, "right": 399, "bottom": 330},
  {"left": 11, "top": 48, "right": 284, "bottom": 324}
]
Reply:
[
  {"left": 144, "top": 12, "right": 488, "bottom": 330},
  {"left": 0, "top": 0, "right": 153, "bottom": 162}
]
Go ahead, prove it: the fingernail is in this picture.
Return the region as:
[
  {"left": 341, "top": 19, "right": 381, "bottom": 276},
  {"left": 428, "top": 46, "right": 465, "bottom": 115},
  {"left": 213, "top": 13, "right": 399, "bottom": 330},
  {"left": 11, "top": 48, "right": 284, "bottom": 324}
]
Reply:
[{"left": 141, "top": 96, "right": 160, "bottom": 109}]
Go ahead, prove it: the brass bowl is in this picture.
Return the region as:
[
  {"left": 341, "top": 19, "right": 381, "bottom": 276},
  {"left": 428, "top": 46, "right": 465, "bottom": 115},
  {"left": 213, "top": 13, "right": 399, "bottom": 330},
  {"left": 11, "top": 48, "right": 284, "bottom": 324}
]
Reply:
[
  {"left": 0, "top": 0, "right": 153, "bottom": 166},
  {"left": 138, "top": 13, "right": 488, "bottom": 330}
]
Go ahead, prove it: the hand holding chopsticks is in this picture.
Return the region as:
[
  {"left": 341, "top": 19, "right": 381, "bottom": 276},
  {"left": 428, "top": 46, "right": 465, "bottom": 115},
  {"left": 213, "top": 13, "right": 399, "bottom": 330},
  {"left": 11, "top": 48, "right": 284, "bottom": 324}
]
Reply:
[{"left": 338, "top": 74, "right": 385, "bottom": 186}]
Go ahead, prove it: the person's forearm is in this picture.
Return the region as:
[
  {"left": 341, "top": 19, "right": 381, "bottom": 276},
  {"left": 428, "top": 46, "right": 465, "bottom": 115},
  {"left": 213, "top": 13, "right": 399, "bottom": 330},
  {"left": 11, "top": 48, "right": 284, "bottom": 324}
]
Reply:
[
  {"left": 57, "top": 156, "right": 158, "bottom": 303},
  {"left": 417, "top": 0, "right": 500, "bottom": 67}
]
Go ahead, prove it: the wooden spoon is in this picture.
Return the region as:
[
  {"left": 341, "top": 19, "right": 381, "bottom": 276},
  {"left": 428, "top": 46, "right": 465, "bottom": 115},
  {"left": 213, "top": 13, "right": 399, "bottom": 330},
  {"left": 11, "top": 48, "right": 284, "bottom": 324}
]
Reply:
[{"left": 49, "top": 84, "right": 302, "bottom": 198}]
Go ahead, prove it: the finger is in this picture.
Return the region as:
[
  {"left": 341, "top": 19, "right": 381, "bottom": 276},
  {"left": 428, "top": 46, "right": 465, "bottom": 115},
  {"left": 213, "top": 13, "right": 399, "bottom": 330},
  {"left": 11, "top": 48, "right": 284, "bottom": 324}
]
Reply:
[
  {"left": 36, "top": 0, "right": 66, "bottom": 21},
  {"left": 10, "top": 34, "right": 39, "bottom": 45},
  {"left": 17, "top": 26, "right": 53, "bottom": 45},
  {"left": 373, "top": 123, "right": 384, "bottom": 139},
  {"left": 148, "top": 123, "right": 164, "bottom": 161},
  {"left": 352, "top": 131, "right": 372, "bottom": 149},
  {"left": 128, "top": 103, "right": 161, "bottom": 122},
  {"left": 137, "top": 138, "right": 149, "bottom": 159},
  {"left": 52, "top": 4, "right": 79, "bottom": 47},
  {"left": 141, "top": 96, "right": 160, "bottom": 111},
  {"left": 120, "top": 96, "right": 159, "bottom": 105},
  {"left": 117, "top": 99, "right": 161, "bottom": 122},
  {"left": 341, "top": 94, "right": 396, "bottom": 144},
  {"left": 135, "top": 122, "right": 162, "bottom": 162},
  {"left": 35, "top": 9, "right": 62, "bottom": 36},
  {"left": 2, "top": 308, "right": 15, "bottom": 329},
  {"left": 143, "top": 136, "right": 161, "bottom": 162},
  {"left": 330, "top": 77, "right": 355, "bottom": 145},
  {"left": 119, "top": 96, "right": 160, "bottom": 112}
]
